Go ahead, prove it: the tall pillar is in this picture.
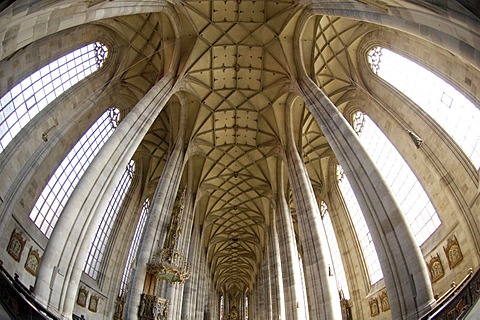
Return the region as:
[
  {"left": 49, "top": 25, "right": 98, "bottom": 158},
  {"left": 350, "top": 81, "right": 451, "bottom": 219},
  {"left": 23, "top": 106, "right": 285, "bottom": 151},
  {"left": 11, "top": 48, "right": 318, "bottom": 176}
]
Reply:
[
  {"left": 181, "top": 225, "right": 201, "bottom": 319},
  {"left": 268, "top": 222, "right": 286, "bottom": 320},
  {"left": 33, "top": 75, "right": 176, "bottom": 317},
  {"left": 124, "top": 91, "right": 188, "bottom": 319},
  {"left": 274, "top": 165, "right": 308, "bottom": 320},
  {"left": 284, "top": 103, "right": 341, "bottom": 319},
  {"left": 297, "top": 76, "right": 434, "bottom": 319}
]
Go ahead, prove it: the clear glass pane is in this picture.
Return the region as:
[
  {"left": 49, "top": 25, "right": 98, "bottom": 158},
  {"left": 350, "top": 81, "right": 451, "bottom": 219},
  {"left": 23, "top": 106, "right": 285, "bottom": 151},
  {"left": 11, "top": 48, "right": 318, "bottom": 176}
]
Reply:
[
  {"left": 0, "top": 42, "right": 108, "bottom": 153},
  {"left": 320, "top": 201, "right": 350, "bottom": 299},
  {"left": 84, "top": 159, "right": 135, "bottom": 279},
  {"left": 337, "top": 165, "right": 383, "bottom": 284},
  {"left": 352, "top": 112, "right": 441, "bottom": 245},
  {"left": 119, "top": 198, "right": 149, "bottom": 296},
  {"left": 368, "top": 47, "right": 480, "bottom": 169},
  {"left": 29, "top": 108, "right": 119, "bottom": 238}
]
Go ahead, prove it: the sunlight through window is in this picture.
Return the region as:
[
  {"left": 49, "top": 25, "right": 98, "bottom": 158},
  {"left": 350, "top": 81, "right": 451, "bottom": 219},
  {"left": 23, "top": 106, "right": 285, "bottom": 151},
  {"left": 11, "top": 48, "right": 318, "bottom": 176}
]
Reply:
[
  {"left": 337, "top": 165, "right": 383, "bottom": 284},
  {"left": 119, "top": 198, "right": 149, "bottom": 297},
  {"left": 29, "top": 107, "right": 119, "bottom": 238},
  {"left": 84, "top": 159, "right": 135, "bottom": 280},
  {"left": 368, "top": 46, "right": 480, "bottom": 169},
  {"left": 352, "top": 112, "right": 441, "bottom": 245},
  {"left": 0, "top": 42, "right": 108, "bottom": 153},
  {"left": 320, "top": 201, "right": 350, "bottom": 299}
]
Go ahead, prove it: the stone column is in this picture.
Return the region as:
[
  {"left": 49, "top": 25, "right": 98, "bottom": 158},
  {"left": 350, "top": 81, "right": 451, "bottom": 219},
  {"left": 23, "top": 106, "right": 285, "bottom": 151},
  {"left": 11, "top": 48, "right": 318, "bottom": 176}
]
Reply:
[
  {"left": 33, "top": 74, "right": 176, "bottom": 317},
  {"left": 268, "top": 222, "right": 286, "bottom": 320},
  {"left": 181, "top": 225, "right": 201, "bottom": 319},
  {"left": 297, "top": 76, "right": 434, "bottom": 319},
  {"left": 274, "top": 166, "right": 308, "bottom": 320},
  {"left": 284, "top": 104, "right": 341, "bottom": 319},
  {"left": 124, "top": 100, "right": 188, "bottom": 319}
]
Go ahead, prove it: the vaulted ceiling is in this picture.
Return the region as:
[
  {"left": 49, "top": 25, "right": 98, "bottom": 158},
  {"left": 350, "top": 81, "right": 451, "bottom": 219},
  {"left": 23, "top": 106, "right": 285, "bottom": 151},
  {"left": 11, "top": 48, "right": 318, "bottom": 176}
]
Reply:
[{"left": 98, "top": 0, "right": 375, "bottom": 295}]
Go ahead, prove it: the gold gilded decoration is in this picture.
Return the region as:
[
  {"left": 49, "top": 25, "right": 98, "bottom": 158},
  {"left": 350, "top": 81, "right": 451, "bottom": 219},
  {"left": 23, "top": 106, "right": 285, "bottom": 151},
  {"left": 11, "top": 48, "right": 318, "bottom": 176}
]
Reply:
[
  {"left": 89, "top": 295, "right": 99, "bottom": 312},
  {"left": 379, "top": 291, "right": 390, "bottom": 312},
  {"left": 443, "top": 235, "right": 463, "bottom": 269},
  {"left": 139, "top": 293, "right": 168, "bottom": 320},
  {"left": 147, "top": 188, "right": 190, "bottom": 283},
  {"left": 7, "top": 230, "right": 26, "bottom": 262},
  {"left": 77, "top": 287, "right": 88, "bottom": 307},
  {"left": 24, "top": 247, "right": 41, "bottom": 276},
  {"left": 369, "top": 298, "right": 380, "bottom": 317},
  {"left": 427, "top": 253, "right": 444, "bottom": 283}
]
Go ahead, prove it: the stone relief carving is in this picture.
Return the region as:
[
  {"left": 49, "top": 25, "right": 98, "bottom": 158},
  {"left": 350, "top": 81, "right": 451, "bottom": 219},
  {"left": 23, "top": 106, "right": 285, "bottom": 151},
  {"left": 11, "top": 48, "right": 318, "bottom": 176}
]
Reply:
[
  {"left": 427, "top": 253, "right": 445, "bottom": 283},
  {"left": 379, "top": 290, "right": 390, "bottom": 312},
  {"left": 24, "top": 247, "right": 41, "bottom": 276},
  {"left": 7, "top": 229, "right": 26, "bottom": 262},
  {"left": 444, "top": 235, "right": 463, "bottom": 269},
  {"left": 77, "top": 287, "right": 88, "bottom": 307},
  {"left": 369, "top": 297, "right": 379, "bottom": 317}
]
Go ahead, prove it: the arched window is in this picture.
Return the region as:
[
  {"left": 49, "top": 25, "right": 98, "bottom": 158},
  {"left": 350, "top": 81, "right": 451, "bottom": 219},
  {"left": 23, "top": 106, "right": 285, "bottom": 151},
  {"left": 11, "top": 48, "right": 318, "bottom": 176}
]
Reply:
[
  {"left": 119, "top": 198, "right": 149, "bottom": 297},
  {"left": 244, "top": 295, "right": 248, "bottom": 320},
  {"left": 337, "top": 165, "right": 383, "bottom": 284},
  {"left": 219, "top": 295, "right": 224, "bottom": 320},
  {"left": 320, "top": 201, "right": 350, "bottom": 299},
  {"left": 29, "top": 107, "right": 120, "bottom": 238},
  {"left": 352, "top": 112, "right": 441, "bottom": 245},
  {"left": 0, "top": 42, "right": 108, "bottom": 153},
  {"left": 84, "top": 159, "right": 135, "bottom": 280},
  {"left": 368, "top": 46, "right": 480, "bottom": 169}
]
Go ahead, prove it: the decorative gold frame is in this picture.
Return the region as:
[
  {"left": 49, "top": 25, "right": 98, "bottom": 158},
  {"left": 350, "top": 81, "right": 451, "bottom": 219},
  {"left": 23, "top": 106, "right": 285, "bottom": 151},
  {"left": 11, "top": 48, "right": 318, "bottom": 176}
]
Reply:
[
  {"left": 77, "top": 287, "right": 88, "bottom": 307},
  {"left": 24, "top": 247, "right": 41, "bottom": 276},
  {"left": 427, "top": 253, "right": 444, "bottom": 283},
  {"left": 89, "top": 295, "right": 99, "bottom": 312},
  {"left": 443, "top": 235, "right": 463, "bottom": 269},
  {"left": 7, "top": 229, "right": 26, "bottom": 262},
  {"left": 379, "top": 291, "right": 390, "bottom": 312},
  {"left": 369, "top": 298, "right": 380, "bottom": 316}
]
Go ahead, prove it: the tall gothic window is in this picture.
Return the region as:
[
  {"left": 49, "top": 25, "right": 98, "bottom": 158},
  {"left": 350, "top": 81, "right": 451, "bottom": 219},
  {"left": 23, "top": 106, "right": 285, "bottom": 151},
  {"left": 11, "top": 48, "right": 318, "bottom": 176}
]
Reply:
[
  {"left": 352, "top": 112, "right": 441, "bottom": 245},
  {"left": 119, "top": 198, "right": 149, "bottom": 297},
  {"left": 29, "top": 107, "right": 120, "bottom": 238},
  {"left": 0, "top": 42, "right": 108, "bottom": 153},
  {"left": 219, "top": 295, "right": 224, "bottom": 320},
  {"left": 244, "top": 295, "right": 248, "bottom": 320},
  {"left": 84, "top": 159, "right": 135, "bottom": 280},
  {"left": 337, "top": 165, "right": 383, "bottom": 284},
  {"left": 368, "top": 46, "right": 480, "bottom": 169},
  {"left": 320, "top": 201, "right": 350, "bottom": 299}
]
